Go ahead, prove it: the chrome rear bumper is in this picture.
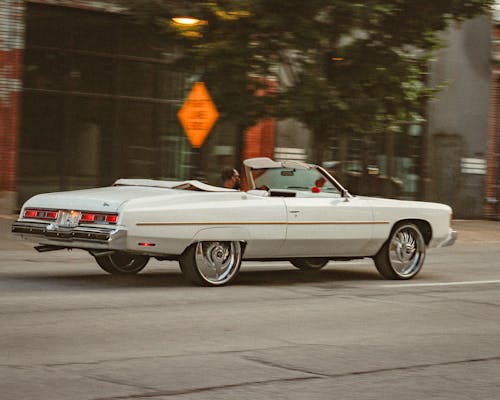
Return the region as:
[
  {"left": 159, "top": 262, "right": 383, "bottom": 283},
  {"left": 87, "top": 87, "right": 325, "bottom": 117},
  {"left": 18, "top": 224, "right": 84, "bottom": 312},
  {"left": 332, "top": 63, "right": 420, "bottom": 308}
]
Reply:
[{"left": 12, "top": 221, "right": 126, "bottom": 249}]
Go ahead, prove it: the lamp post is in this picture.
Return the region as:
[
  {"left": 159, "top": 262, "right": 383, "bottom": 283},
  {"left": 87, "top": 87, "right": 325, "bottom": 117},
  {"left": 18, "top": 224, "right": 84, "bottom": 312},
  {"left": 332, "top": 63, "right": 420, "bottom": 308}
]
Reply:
[{"left": 171, "top": 6, "right": 212, "bottom": 181}]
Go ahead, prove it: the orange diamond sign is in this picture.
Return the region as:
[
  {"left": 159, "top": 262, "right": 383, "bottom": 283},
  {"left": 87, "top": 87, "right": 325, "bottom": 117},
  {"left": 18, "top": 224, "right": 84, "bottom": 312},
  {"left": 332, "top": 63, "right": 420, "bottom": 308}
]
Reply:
[{"left": 177, "top": 82, "right": 219, "bottom": 148}]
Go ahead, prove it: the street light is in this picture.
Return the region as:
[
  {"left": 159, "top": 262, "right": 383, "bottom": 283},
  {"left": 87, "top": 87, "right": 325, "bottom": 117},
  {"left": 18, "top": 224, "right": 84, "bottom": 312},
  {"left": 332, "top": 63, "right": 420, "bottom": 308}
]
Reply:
[
  {"left": 171, "top": 17, "right": 207, "bottom": 26},
  {"left": 169, "top": 0, "right": 207, "bottom": 26},
  {"left": 170, "top": 5, "right": 210, "bottom": 180}
]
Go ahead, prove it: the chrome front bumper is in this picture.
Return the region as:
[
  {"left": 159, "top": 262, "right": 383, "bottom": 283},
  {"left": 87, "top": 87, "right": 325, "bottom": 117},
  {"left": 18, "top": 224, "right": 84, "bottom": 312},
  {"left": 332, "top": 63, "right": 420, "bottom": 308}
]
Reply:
[
  {"left": 438, "top": 228, "right": 458, "bottom": 247},
  {"left": 11, "top": 221, "right": 127, "bottom": 249}
]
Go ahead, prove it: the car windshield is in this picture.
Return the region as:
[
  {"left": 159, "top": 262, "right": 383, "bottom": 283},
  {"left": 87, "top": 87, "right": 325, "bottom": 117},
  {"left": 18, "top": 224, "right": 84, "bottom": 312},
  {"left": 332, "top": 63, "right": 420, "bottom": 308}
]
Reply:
[{"left": 251, "top": 167, "right": 341, "bottom": 195}]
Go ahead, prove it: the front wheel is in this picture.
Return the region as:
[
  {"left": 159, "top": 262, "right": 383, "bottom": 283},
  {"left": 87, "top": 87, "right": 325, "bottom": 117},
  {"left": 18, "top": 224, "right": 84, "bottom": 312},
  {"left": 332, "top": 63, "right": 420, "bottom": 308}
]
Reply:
[
  {"left": 374, "top": 223, "right": 426, "bottom": 280},
  {"left": 290, "top": 258, "right": 329, "bottom": 270},
  {"left": 179, "top": 241, "right": 242, "bottom": 286},
  {"left": 94, "top": 251, "right": 149, "bottom": 275}
]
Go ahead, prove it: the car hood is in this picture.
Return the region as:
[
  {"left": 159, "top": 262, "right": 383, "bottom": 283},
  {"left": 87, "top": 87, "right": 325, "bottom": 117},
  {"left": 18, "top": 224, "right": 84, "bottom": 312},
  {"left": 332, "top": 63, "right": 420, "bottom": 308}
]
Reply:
[{"left": 358, "top": 195, "right": 452, "bottom": 212}]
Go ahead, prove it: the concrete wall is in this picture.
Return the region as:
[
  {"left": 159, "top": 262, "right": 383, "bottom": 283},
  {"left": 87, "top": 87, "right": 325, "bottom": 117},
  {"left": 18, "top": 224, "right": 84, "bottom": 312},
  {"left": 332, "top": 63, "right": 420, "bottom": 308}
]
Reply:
[{"left": 427, "top": 16, "right": 491, "bottom": 218}]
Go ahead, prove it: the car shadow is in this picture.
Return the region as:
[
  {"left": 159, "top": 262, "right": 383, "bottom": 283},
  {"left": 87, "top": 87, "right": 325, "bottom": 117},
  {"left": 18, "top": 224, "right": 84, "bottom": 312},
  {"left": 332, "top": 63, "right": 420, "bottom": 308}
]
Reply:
[
  {"left": 5, "top": 265, "right": 382, "bottom": 289},
  {"left": 234, "top": 267, "right": 381, "bottom": 286}
]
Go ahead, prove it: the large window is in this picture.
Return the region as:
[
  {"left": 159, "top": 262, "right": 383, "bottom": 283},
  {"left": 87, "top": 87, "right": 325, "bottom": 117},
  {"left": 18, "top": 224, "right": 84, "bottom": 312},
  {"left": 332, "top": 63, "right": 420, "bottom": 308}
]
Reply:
[
  {"left": 324, "top": 125, "right": 423, "bottom": 200},
  {"left": 19, "top": 3, "right": 194, "bottom": 203}
]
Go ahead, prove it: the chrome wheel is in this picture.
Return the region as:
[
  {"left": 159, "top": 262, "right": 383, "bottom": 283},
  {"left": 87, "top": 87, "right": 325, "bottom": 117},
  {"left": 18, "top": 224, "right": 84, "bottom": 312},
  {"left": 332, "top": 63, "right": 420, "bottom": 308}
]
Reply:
[
  {"left": 374, "top": 223, "right": 426, "bottom": 280},
  {"left": 389, "top": 228, "right": 424, "bottom": 277},
  {"left": 180, "top": 241, "right": 242, "bottom": 286}
]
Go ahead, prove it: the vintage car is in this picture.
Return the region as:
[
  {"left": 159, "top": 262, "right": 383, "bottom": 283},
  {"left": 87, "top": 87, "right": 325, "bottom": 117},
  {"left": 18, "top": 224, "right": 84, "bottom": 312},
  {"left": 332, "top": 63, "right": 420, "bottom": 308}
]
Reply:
[{"left": 12, "top": 157, "right": 457, "bottom": 286}]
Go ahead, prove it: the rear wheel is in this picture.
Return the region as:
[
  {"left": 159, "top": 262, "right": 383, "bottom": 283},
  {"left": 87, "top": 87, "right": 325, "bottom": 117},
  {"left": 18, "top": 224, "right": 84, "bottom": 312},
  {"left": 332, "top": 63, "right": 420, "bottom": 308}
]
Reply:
[
  {"left": 374, "top": 223, "right": 425, "bottom": 280},
  {"left": 290, "top": 258, "right": 329, "bottom": 270},
  {"left": 94, "top": 251, "right": 149, "bottom": 275},
  {"left": 179, "top": 241, "right": 242, "bottom": 286}
]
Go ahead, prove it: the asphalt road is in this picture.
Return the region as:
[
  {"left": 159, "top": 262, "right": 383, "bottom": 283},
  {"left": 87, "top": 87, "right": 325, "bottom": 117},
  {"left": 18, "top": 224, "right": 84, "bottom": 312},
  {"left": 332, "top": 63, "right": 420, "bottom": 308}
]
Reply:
[{"left": 1, "top": 217, "right": 500, "bottom": 399}]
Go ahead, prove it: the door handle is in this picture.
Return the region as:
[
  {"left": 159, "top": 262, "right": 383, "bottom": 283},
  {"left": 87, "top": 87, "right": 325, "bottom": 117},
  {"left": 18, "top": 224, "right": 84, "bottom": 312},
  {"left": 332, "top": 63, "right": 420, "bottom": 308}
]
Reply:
[{"left": 289, "top": 210, "right": 300, "bottom": 214}]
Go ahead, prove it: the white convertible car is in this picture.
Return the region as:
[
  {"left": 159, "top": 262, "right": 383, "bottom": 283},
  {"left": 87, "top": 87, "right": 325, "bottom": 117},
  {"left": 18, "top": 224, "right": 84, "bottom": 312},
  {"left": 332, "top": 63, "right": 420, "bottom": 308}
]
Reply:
[{"left": 12, "top": 157, "right": 457, "bottom": 286}]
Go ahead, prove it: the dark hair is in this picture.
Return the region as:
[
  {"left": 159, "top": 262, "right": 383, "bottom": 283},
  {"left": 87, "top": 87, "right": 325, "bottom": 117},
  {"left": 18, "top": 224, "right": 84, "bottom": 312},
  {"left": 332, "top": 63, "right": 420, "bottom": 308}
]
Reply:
[{"left": 221, "top": 167, "right": 237, "bottom": 181}]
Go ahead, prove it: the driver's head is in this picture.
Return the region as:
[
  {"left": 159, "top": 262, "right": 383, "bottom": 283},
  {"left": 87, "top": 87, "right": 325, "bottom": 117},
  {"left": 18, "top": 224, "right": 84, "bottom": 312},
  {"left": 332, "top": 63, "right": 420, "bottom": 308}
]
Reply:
[{"left": 221, "top": 168, "right": 241, "bottom": 189}]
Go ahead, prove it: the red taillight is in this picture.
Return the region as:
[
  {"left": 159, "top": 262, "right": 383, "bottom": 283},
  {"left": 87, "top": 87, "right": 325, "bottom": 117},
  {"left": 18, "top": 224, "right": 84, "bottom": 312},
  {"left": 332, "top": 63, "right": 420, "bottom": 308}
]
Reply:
[
  {"left": 105, "top": 214, "right": 118, "bottom": 224},
  {"left": 24, "top": 209, "right": 37, "bottom": 218},
  {"left": 80, "top": 213, "right": 96, "bottom": 222},
  {"left": 79, "top": 212, "right": 118, "bottom": 225},
  {"left": 23, "top": 209, "right": 58, "bottom": 220},
  {"left": 23, "top": 208, "right": 117, "bottom": 225},
  {"left": 45, "top": 211, "right": 58, "bottom": 219}
]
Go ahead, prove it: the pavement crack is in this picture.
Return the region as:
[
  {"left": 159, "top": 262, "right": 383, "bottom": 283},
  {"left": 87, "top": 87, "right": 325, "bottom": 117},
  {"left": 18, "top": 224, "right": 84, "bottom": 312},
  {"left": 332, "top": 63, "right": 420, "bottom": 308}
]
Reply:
[
  {"left": 244, "top": 354, "right": 500, "bottom": 381},
  {"left": 327, "top": 355, "right": 500, "bottom": 379},
  {"left": 40, "top": 344, "right": 323, "bottom": 368},
  {"left": 86, "top": 374, "right": 156, "bottom": 392},
  {"left": 242, "top": 355, "right": 330, "bottom": 377},
  {"left": 90, "top": 376, "right": 321, "bottom": 400},
  {"left": 44, "top": 355, "right": 167, "bottom": 368},
  {"left": 85, "top": 355, "right": 500, "bottom": 400}
]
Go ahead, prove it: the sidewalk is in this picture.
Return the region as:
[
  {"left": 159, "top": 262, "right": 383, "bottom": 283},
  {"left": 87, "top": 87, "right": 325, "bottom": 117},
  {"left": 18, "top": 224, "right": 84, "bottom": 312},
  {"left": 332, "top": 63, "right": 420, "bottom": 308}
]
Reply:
[
  {"left": 0, "top": 214, "right": 33, "bottom": 250},
  {"left": 450, "top": 219, "right": 500, "bottom": 243},
  {"left": 1, "top": 214, "right": 499, "bottom": 251}
]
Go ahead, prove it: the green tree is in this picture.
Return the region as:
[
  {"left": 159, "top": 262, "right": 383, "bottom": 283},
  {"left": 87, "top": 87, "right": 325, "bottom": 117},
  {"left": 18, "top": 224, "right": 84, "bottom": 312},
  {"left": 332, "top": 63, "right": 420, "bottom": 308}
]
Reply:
[{"left": 121, "top": 0, "right": 493, "bottom": 163}]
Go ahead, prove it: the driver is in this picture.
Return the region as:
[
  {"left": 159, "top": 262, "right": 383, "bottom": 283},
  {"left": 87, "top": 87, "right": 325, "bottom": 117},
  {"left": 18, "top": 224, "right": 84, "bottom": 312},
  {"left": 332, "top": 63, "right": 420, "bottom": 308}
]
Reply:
[{"left": 221, "top": 168, "right": 241, "bottom": 190}]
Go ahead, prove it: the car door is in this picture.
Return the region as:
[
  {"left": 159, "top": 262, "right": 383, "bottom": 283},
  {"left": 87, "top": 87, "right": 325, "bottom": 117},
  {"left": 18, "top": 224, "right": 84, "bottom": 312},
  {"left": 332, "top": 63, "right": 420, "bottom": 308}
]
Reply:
[{"left": 280, "top": 195, "right": 376, "bottom": 257}]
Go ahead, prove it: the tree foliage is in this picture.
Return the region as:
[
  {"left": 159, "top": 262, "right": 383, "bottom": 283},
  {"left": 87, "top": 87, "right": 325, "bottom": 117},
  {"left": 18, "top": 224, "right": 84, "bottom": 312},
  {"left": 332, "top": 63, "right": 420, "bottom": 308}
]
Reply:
[{"left": 121, "top": 0, "right": 493, "bottom": 158}]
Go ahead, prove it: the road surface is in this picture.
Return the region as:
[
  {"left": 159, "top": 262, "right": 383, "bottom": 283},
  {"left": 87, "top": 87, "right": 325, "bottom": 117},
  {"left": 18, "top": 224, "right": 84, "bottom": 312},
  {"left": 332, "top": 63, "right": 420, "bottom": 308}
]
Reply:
[{"left": 0, "top": 218, "right": 499, "bottom": 399}]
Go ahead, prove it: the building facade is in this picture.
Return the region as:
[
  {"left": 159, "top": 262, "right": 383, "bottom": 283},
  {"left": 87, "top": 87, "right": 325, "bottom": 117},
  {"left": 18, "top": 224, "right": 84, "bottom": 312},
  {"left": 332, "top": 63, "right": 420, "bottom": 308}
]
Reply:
[
  {"left": 0, "top": 1, "right": 495, "bottom": 217},
  {"left": 0, "top": 0, "right": 275, "bottom": 213},
  {"left": 0, "top": 0, "right": 23, "bottom": 213}
]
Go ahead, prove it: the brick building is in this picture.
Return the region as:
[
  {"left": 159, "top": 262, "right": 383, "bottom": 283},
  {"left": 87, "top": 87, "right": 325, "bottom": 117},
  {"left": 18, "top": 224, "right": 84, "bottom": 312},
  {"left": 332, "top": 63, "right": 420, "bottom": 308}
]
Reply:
[
  {"left": 486, "top": 10, "right": 500, "bottom": 219},
  {"left": 0, "top": 1, "right": 23, "bottom": 213},
  {"left": 0, "top": 0, "right": 275, "bottom": 213},
  {"left": 0, "top": 1, "right": 495, "bottom": 217}
]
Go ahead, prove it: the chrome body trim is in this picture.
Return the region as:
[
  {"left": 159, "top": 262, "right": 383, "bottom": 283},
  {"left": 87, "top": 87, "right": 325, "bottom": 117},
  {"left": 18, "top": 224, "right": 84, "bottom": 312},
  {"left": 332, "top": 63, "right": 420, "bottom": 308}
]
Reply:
[{"left": 136, "top": 221, "right": 390, "bottom": 226}]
